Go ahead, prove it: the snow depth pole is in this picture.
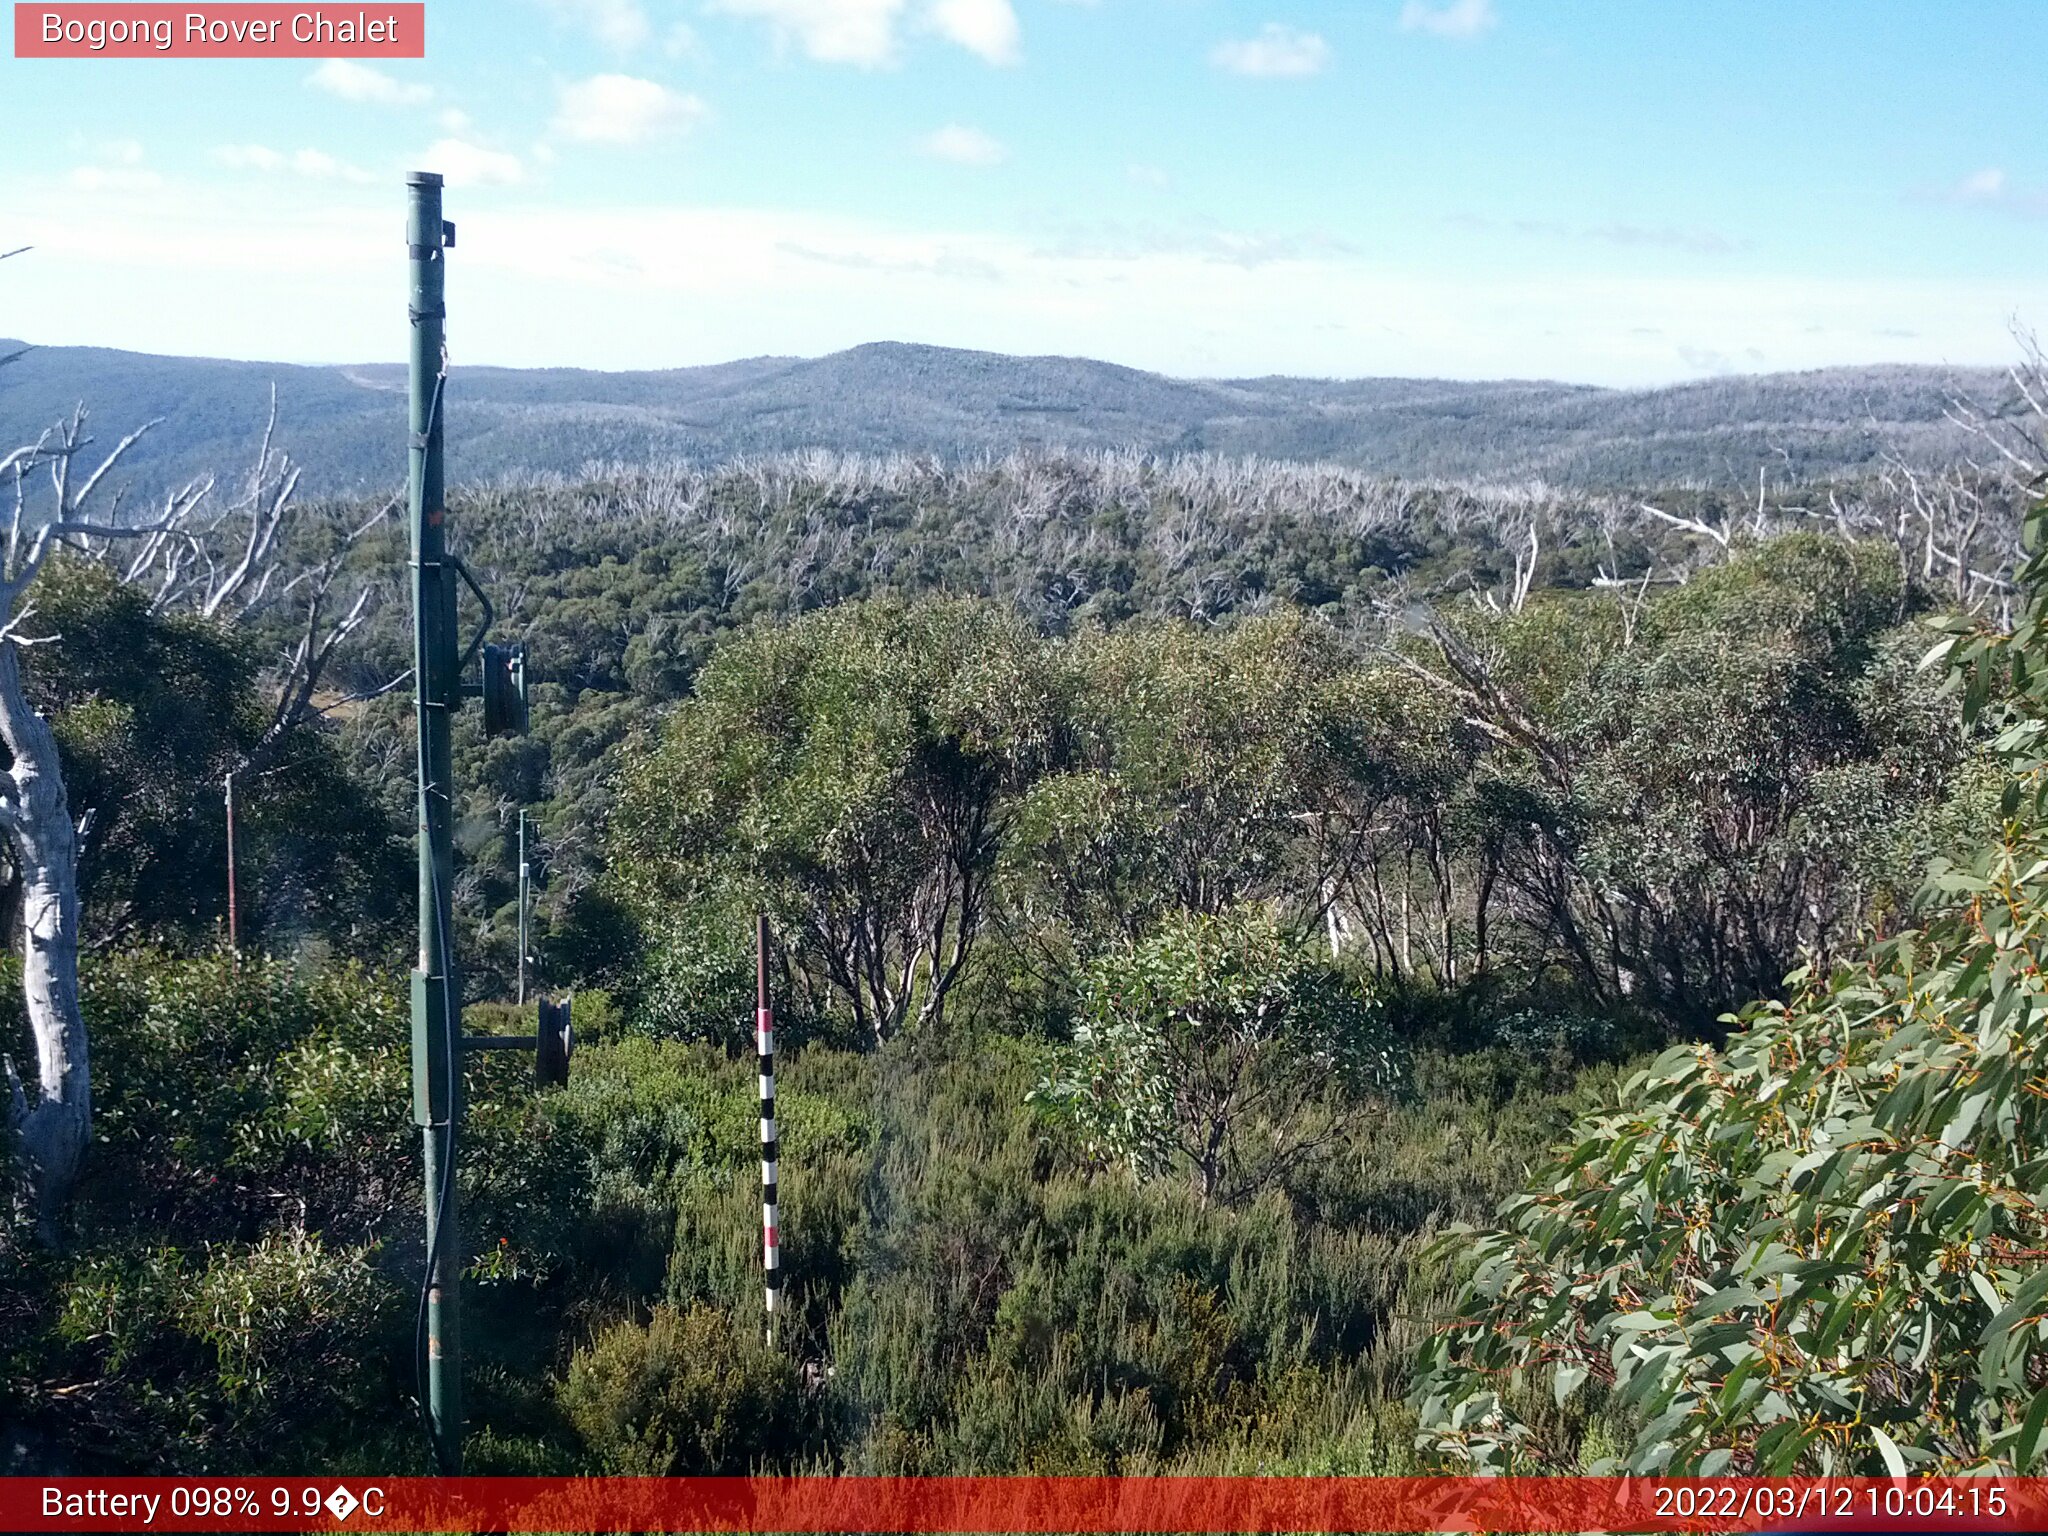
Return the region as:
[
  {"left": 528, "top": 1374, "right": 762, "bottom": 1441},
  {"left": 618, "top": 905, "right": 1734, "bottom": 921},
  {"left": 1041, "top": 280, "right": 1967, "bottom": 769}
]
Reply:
[
  {"left": 223, "top": 771, "right": 238, "bottom": 953},
  {"left": 516, "top": 809, "right": 529, "bottom": 1007},
  {"left": 757, "top": 914, "right": 781, "bottom": 1345},
  {"left": 407, "top": 169, "right": 464, "bottom": 1475}
]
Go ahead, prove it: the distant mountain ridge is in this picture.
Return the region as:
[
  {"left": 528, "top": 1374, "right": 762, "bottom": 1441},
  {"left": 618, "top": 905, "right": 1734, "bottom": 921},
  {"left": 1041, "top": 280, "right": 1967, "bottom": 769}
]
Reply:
[{"left": 0, "top": 337, "right": 2011, "bottom": 500}]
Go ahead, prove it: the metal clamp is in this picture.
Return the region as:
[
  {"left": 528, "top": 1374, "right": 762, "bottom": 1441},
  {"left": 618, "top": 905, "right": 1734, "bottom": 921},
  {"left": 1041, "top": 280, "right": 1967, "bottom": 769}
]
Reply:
[{"left": 449, "top": 554, "right": 495, "bottom": 677}]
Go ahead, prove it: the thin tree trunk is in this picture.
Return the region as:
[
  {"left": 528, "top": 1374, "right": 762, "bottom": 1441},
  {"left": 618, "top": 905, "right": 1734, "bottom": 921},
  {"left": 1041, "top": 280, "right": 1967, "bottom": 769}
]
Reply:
[{"left": 0, "top": 640, "right": 88, "bottom": 1244}]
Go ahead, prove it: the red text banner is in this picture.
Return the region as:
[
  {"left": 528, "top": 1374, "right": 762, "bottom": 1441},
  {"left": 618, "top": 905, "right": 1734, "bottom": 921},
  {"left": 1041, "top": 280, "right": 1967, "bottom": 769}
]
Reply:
[
  {"left": 15, "top": 4, "right": 425, "bottom": 57},
  {"left": 2, "top": 1476, "right": 2044, "bottom": 1533}
]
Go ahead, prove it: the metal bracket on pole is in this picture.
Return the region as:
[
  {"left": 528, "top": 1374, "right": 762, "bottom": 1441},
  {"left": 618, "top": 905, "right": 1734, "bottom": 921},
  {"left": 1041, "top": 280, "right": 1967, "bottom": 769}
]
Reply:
[{"left": 457, "top": 997, "right": 571, "bottom": 1087}]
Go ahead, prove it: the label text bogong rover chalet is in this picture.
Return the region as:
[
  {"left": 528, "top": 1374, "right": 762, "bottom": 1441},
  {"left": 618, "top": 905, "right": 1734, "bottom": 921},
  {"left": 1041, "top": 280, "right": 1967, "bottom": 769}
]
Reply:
[{"left": 15, "top": 4, "right": 425, "bottom": 56}]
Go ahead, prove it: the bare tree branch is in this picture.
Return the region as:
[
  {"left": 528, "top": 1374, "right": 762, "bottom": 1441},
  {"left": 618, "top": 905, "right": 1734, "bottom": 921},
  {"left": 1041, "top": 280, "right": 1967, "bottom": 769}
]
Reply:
[{"left": 1637, "top": 501, "right": 1730, "bottom": 547}]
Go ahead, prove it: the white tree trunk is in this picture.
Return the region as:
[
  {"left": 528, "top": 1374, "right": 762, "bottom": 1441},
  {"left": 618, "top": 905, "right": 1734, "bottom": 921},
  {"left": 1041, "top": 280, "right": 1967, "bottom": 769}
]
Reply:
[
  {"left": 0, "top": 397, "right": 375, "bottom": 1244},
  {"left": 0, "top": 640, "right": 88, "bottom": 1244}
]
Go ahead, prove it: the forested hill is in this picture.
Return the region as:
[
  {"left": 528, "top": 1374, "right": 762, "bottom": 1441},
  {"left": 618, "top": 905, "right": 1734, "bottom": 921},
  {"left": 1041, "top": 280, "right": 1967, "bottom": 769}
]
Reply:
[{"left": 0, "top": 335, "right": 2009, "bottom": 497}]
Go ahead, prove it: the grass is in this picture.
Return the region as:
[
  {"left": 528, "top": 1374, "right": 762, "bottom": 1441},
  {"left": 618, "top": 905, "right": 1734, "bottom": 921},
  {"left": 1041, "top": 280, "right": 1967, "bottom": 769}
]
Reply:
[{"left": 462, "top": 1016, "right": 1627, "bottom": 1475}]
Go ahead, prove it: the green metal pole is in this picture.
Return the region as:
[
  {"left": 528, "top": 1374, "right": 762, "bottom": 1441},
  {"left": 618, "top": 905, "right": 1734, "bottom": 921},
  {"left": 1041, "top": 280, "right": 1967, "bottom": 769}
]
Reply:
[{"left": 406, "top": 169, "right": 462, "bottom": 1474}]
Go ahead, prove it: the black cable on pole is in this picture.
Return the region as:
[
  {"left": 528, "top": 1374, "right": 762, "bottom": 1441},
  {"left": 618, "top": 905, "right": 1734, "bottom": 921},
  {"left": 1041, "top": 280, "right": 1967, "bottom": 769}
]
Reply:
[{"left": 412, "top": 847, "right": 459, "bottom": 1476}]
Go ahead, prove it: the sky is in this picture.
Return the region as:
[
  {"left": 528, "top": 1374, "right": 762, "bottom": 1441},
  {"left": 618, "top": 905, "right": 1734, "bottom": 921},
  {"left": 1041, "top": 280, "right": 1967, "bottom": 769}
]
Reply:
[{"left": 7, "top": 0, "right": 2048, "bottom": 385}]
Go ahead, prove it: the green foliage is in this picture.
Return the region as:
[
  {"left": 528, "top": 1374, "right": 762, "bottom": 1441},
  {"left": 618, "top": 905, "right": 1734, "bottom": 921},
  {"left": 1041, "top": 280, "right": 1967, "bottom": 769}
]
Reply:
[
  {"left": 560, "top": 1300, "right": 808, "bottom": 1473},
  {"left": 460, "top": 1032, "right": 871, "bottom": 1312},
  {"left": 3, "top": 950, "right": 414, "bottom": 1471},
  {"left": 2, "top": 884, "right": 1602, "bottom": 1483},
  {"left": 260, "top": 448, "right": 1988, "bottom": 1011},
  {"left": 27, "top": 560, "right": 405, "bottom": 954},
  {"left": 57, "top": 1231, "right": 391, "bottom": 1411},
  {"left": 75, "top": 950, "right": 412, "bottom": 1237},
  {"left": 1007, "top": 613, "right": 1379, "bottom": 974},
  {"left": 378, "top": 1019, "right": 1593, "bottom": 1480},
  {"left": 1032, "top": 907, "right": 1402, "bottom": 1204},
  {"left": 6, "top": 414, "right": 2013, "bottom": 1479},
  {"left": 1425, "top": 534, "right": 1960, "bottom": 1026},
  {"left": 613, "top": 597, "right": 1058, "bottom": 1044},
  {"left": 36, "top": 563, "right": 255, "bottom": 940},
  {"left": 808, "top": 1031, "right": 1593, "bottom": 1474},
  {"left": 1410, "top": 504, "right": 2048, "bottom": 1474}
]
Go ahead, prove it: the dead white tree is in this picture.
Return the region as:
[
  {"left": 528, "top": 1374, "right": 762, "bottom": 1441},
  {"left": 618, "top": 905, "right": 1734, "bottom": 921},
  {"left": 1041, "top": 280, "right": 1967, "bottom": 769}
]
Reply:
[
  {"left": 0, "top": 413, "right": 183, "bottom": 1242},
  {"left": 1942, "top": 325, "right": 2048, "bottom": 484},
  {"left": 72, "top": 386, "right": 399, "bottom": 773},
  {"left": 1592, "top": 568, "right": 1661, "bottom": 647},
  {"left": 1636, "top": 499, "right": 1731, "bottom": 549},
  {"left": 1468, "top": 519, "right": 1541, "bottom": 617},
  {"left": 1509, "top": 519, "right": 1539, "bottom": 614},
  {"left": 0, "top": 380, "right": 391, "bottom": 1242},
  {"left": 1873, "top": 452, "right": 2017, "bottom": 607}
]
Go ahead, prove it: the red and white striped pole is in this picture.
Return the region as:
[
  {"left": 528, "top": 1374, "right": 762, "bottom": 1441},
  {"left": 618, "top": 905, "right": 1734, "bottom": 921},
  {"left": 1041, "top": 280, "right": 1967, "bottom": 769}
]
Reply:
[{"left": 756, "top": 914, "right": 781, "bottom": 1345}]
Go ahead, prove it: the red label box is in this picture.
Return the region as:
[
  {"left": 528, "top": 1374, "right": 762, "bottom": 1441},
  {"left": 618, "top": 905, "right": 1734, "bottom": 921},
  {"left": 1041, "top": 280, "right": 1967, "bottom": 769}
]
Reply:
[
  {"left": 15, "top": 3, "right": 425, "bottom": 56},
  {"left": 2, "top": 1477, "right": 2046, "bottom": 1534}
]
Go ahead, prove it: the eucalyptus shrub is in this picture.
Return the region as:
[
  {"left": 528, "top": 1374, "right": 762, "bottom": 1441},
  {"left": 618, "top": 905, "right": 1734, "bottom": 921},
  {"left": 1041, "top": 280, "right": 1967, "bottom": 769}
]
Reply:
[
  {"left": 611, "top": 597, "right": 1060, "bottom": 1046},
  {"left": 560, "top": 1300, "right": 809, "bottom": 1474},
  {"left": 1411, "top": 508, "right": 2048, "bottom": 1473},
  {"left": 5, "top": 950, "right": 413, "bottom": 1471},
  {"left": 1031, "top": 906, "right": 1403, "bottom": 1206}
]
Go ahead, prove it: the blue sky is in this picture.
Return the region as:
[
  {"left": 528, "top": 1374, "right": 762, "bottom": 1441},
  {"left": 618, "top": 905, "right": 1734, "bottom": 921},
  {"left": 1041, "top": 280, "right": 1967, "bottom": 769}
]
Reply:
[{"left": 8, "top": 0, "right": 2048, "bottom": 383}]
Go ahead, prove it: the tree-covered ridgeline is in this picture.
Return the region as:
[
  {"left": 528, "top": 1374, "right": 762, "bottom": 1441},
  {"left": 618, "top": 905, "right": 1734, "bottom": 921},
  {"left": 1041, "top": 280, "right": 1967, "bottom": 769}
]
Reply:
[
  {"left": 0, "top": 341, "right": 2035, "bottom": 500},
  {"left": 277, "top": 448, "right": 2022, "bottom": 1006},
  {"left": 0, "top": 424, "right": 2039, "bottom": 1476}
]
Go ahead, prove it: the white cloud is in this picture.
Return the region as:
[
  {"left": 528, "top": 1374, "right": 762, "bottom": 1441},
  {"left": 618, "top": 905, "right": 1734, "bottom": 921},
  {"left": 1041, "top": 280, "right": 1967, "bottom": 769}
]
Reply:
[
  {"left": 553, "top": 75, "right": 708, "bottom": 145},
  {"left": 214, "top": 144, "right": 286, "bottom": 172},
  {"left": 1957, "top": 167, "right": 2007, "bottom": 202},
  {"left": 1908, "top": 166, "right": 2048, "bottom": 217},
  {"left": 69, "top": 142, "right": 160, "bottom": 192},
  {"left": 69, "top": 165, "right": 163, "bottom": 193},
  {"left": 1450, "top": 212, "right": 1740, "bottom": 256},
  {"left": 307, "top": 59, "right": 432, "bottom": 105},
  {"left": 1035, "top": 218, "right": 1358, "bottom": 266},
  {"left": 924, "top": 0, "right": 1019, "bottom": 64},
  {"left": 921, "top": 123, "right": 1005, "bottom": 166},
  {"left": 291, "top": 149, "right": 374, "bottom": 183},
  {"left": 710, "top": 0, "right": 905, "bottom": 66},
  {"left": 1399, "top": 0, "right": 1497, "bottom": 41},
  {"left": 1211, "top": 24, "right": 1329, "bottom": 78},
  {"left": 440, "top": 108, "right": 474, "bottom": 134},
  {"left": 423, "top": 137, "right": 526, "bottom": 187},
  {"left": 539, "top": 0, "right": 651, "bottom": 49},
  {"left": 711, "top": 0, "right": 1019, "bottom": 66},
  {"left": 214, "top": 144, "right": 374, "bottom": 182}
]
